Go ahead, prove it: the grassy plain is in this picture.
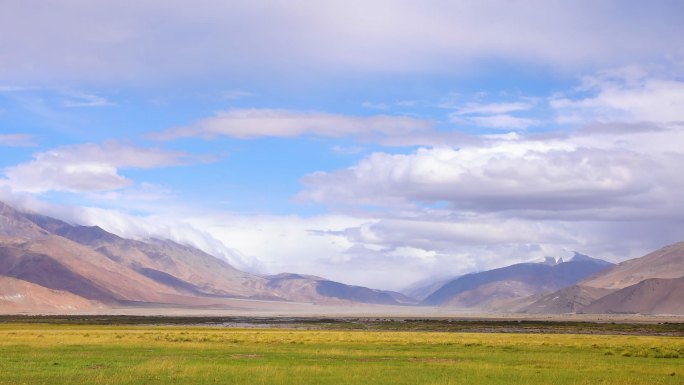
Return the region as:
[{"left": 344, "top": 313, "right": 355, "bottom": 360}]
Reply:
[{"left": 0, "top": 322, "right": 682, "bottom": 385}]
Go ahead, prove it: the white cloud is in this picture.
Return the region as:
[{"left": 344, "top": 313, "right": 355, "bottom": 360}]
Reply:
[
  {"left": 299, "top": 125, "right": 684, "bottom": 220},
  {"left": 62, "top": 91, "right": 112, "bottom": 107},
  {"left": 0, "top": 134, "right": 36, "bottom": 147},
  {"left": 153, "top": 108, "right": 433, "bottom": 141},
  {"left": 447, "top": 100, "right": 540, "bottom": 130},
  {"left": 552, "top": 66, "right": 684, "bottom": 124},
  {"left": 331, "top": 145, "right": 366, "bottom": 155},
  {"left": 287, "top": 122, "right": 684, "bottom": 287},
  {"left": 2, "top": 142, "right": 188, "bottom": 193},
  {"left": 455, "top": 101, "right": 534, "bottom": 115},
  {"left": 465, "top": 114, "right": 540, "bottom": 129},
  {"left": 0, "top": 1, "right": 681, "bottom": 85}
]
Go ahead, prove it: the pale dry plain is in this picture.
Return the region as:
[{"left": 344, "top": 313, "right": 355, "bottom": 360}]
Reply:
[{"left": 6, "top": 302, "right": 682, "bottom": 324}]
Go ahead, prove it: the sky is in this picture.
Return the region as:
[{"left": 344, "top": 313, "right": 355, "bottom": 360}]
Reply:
[{"left": 1, "top": 1, "right": 684, "bottom": 291}]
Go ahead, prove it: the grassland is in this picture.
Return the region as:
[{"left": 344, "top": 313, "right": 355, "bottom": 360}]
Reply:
[{"left": 0, "top": 322, "right": 682, "bottom": 385}]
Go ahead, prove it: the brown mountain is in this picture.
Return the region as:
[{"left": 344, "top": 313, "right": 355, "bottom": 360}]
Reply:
[
  {"left": 0, "top": 276, "right": 98, "bottom": 312},
  {"left": 0, "top": 200, "right": 414, "bottom": 311},
  {"left": 519, "top": 285, "right": 615, "bottom": 314},
  {"left": 25, "top": 213, "right": 271, "bottom": 298},
  {"left": 581, "top": 242, "right": 684, "bottom": 290},
  {"left": 580, "top": 277, "right": 684, "bottom": 315},
  {"left": 266, "top": 273, "right": 417, "bottom": 305},
  {"left": 0, "top": 234, "right": 190, "bottom": 303},
  {"left": 518, "top": 242, "right": 684, "bottom": 314}
]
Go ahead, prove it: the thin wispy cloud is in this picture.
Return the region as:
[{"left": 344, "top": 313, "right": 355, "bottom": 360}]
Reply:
[
  {"left": 0, "top": 134, "right": 36, "bottom": 147},
  {"left": 152, "top": 109, "right": 433, "bottom": 141},
  {"left": 222, "top": 90, "right": 252, "bottom": 100},
  {"left": 454, "top": 101, "right": 534, "bottom": 115},
  {"left": 62, "top": 91, "right": 113, "bottom": 107}
]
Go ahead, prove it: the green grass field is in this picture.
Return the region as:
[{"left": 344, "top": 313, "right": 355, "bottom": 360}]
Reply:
[{"left": 0, "top": 323, "right": 682, "bottom": 385}]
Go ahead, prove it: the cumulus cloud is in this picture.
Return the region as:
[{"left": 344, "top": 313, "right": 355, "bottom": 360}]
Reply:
[
  {"left": 0, "top": 134, "right": 36, "bottom": 147},
  {"left": 299, "top": 126, "right": 684, "bottom": 220},
  {"left": 290, "top": 122, "right": 684, "bottom": 287},
  {"left": 2, "top": 142, "right": 188, "bottom": 193},
  {"left": 0, "top": 1, "right": 681, "bottom": 85},
  {"left": 153, "top": 108, "right": 433, "bottom": 141}
]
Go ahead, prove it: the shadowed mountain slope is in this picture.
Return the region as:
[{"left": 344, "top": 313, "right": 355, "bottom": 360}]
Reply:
[
  {"left": 422, "top": 254, "right": 613, "bottom": 307},
  {"left": 0, "top": 276, "right": 98, "bottom": 312}
]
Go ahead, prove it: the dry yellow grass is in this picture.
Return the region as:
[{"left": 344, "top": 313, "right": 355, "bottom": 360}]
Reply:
[{"left": 0, "top": 323, "right": 682, "bottom": 384}]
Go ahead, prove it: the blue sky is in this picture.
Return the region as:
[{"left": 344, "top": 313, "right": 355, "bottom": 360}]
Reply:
[{"left": 2, "top": 1, "right": 684, "bottom": 290}]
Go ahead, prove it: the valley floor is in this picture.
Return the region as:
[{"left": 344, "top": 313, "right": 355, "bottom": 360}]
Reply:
[
  {"left": 0, "top": 322, "right": 682, "bottom": 385},
  {"left": 3, "top": 302, "right": 684, "bottom": 326}
]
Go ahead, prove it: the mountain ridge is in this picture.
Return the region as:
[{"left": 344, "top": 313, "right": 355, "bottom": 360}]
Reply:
[
  {"left": 421, "top": 256, "right": 613, "bottom": 307},
  {"left": 1, "top": 200, "right": 682, "bottom": 314},
  {"left": 0, "top": 200, "right": 412, "bottom": 310}
]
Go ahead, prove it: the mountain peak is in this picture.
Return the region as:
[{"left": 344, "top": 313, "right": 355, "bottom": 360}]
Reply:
[{"left": 569, "top": 252, "right": 613, "bottom": 266}]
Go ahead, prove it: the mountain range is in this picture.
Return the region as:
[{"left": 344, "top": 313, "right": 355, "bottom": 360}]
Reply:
[
  {"left": 521, "top": 242, "right": 684, "bottom": 315},
  {"left": 0, "top": 200, "right": 682, "bottom": 314},
  {"left": 420, "top": 254, "right": 613, "bottom": 308},
  {"left": 0, "top": 201, "right": 413, "bottom": 312}
]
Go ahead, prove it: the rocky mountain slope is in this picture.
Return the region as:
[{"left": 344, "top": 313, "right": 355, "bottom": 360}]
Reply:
[{"left": 519, "top": 242, "right": 684, "bottom": 314}]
